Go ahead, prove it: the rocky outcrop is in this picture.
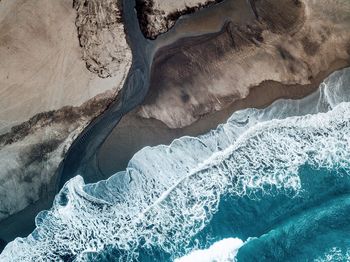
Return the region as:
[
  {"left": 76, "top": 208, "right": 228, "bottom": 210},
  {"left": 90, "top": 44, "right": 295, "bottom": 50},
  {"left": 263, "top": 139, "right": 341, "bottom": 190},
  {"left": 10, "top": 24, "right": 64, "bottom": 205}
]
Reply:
[
  {"left": 136, "top": 0, "right": 223, "bottom": 39},
  {"left": 137, "top": 0, "right": 350, "bottom": 128},
  {"left": 0, "top": 0, "right": 131, "bottom": 221},
  {"left": 73, "top": 0, "right": 130, "bottom": 78}
]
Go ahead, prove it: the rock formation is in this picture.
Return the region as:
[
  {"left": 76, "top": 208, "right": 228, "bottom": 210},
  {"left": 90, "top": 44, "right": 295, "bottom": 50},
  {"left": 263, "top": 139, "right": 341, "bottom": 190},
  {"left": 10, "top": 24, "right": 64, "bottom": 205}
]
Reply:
[
  {"left": 0, "top": 0, "right": 131, "bottom": 221},
  {"left": 74, "top": 0, "right": 130, "bottom": 78}
]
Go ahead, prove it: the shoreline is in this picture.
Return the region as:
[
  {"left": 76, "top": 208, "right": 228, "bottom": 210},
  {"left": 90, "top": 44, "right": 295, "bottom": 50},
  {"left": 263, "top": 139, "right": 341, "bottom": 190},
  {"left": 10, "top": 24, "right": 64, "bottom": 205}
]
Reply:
[
  {"left": 1, "top": 0, "right": 349, "bottom": 252},
  {"left": 97, "top": 59, "right": 350, "bottom": 176}
]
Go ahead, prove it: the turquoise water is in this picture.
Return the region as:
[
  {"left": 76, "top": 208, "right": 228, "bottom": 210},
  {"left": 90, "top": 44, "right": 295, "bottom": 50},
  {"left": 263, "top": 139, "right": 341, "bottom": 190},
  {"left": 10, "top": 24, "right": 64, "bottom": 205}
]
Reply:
[{"left": 1, "top": 68, "right": 350, "bottom": 261}]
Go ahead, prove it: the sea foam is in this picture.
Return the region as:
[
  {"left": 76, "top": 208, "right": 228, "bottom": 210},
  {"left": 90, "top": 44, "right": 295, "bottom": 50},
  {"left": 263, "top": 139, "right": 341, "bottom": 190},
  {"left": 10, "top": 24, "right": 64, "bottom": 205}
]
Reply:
[
  {"left": 1, "top": 68, "right": 350, "bottom": 261},
  {"left": 175, "top": 238, "right": 244, "bottom": 262}
]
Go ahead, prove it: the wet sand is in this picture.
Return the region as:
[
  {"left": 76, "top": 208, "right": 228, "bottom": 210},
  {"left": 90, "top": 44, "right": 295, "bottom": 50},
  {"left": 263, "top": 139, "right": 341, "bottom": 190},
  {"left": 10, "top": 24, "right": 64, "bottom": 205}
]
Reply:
[{"left": 97, "top": 59, "right": 350, "bottom": 176}]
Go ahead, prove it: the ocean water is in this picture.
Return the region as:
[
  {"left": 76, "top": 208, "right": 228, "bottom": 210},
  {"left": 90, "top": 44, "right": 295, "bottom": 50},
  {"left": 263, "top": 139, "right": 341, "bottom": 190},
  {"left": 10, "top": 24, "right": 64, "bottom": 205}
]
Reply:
[{"left": 1, "top": 67, "right": 350, "bottom": 261}]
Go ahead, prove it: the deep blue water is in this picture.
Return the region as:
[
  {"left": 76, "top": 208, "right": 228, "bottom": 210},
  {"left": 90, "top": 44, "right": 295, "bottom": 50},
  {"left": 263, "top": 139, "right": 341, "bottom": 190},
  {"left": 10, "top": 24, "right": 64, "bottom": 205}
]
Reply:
[{"left": 1, "top": 68, "right": 350, "bottom": 261}]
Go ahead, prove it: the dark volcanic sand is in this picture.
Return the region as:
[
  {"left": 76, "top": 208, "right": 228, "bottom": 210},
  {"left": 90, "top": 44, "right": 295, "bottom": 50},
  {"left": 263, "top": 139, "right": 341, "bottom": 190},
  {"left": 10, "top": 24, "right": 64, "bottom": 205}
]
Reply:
[{"left": 97, "top": 59, "right": 349, "bottom": 176}]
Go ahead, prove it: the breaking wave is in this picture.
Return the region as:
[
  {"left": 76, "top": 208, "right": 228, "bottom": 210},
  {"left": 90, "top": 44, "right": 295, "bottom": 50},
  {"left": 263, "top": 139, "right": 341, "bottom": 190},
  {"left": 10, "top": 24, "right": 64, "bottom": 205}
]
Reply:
[
  {"left": 175, "top": 238, "right": 244, "bottom": 262},
  {"left": 1, "top": 68, "right": 350, "bottom": 261}
]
